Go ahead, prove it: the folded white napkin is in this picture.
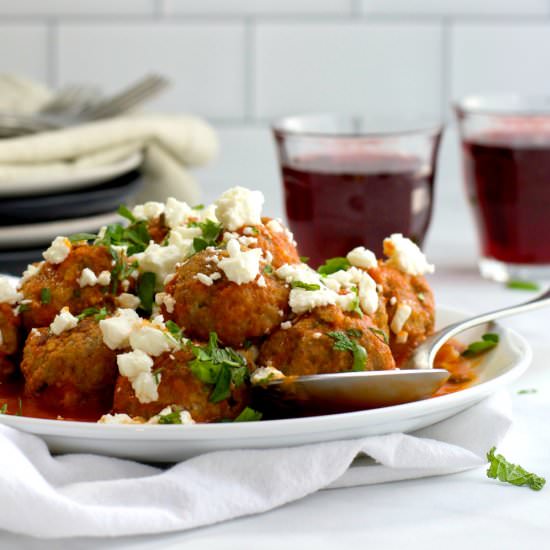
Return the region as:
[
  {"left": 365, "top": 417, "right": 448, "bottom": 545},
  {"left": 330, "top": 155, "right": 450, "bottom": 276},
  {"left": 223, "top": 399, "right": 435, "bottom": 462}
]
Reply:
[
  {"left": 0, "top": 74, "right": 218, "bottom": 204},
  {"left": 0, "top": 393, "right": 511, "bottom": 539}
]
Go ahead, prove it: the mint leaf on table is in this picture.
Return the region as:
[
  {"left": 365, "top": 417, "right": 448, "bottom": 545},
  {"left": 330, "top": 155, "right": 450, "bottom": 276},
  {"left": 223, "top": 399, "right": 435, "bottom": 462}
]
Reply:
[
  {"left": 461, "top": 333, "right": 499, "bottom": 358},
  {"left": 486, "top": 447, "right": 545, "bottom": 491}
]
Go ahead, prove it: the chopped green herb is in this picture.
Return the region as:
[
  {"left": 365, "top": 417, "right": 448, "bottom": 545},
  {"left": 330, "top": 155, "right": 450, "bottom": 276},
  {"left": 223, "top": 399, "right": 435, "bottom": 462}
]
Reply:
[
  {"left": 67, "top": 232, "right": 97, "bottom": 243},
  {"left": 234, "top": 407, "right": 263, "bottom": 422},
  {"left": 18, "top": 303, "right": 30, "bottom": 313},
  {"left": 346, "top": 328, "right": 363, "bottom": 339},
  {"left": 291, "top": 281, "right": 321, "bottom": 291},
  {"left": 98, "top": 220, "right": 150, "bottom": 257},
  {"left": 248, "top": 226, "right": 259, "bottom": 235},
  {"left": 486, "top": 447, "right": 545, "bottom": 491},
  {"left": 152, "top": 367, "right": 164, "bottom": 385},
  {"left": 417, "top": 292, "right": 425, "bottom": 303},
  {"left": 40, "top": 288, "right": 51, "bottom": 304},
  {"left": 77, "top": 307, "right": 108, "bottom": 321},
  {"left": 192, "top": 204, "right": 205, "bottom": 210},
  {"left": 317, "top": 257, "right": 351, "bottom": 276},
  {"left": 117, "top": 204, "right": 137, "bottom": 223},
  {"left": 506, "top": 280, "right": 540, "bottom": 291},
  {"left": 328, "top": 330, "right": 367, "bottom": 371},
  {"left": 299, "top": 256, "right": 310, "bottom": 263},
  {"left": 462, "top": 333, "right": 500, "bottom": 358},
  {"left": 369, "top": 327, "right": 389, "bottom": 344},
  {"left": 109, "top": 248, "right": 138, "bottom": 294},
  {"left": 0, "top": 403, "right": 7, "bottom": 414},
  {"left": 263, "top": 265, "right": 273, "bottom": 274},
  {"left": 193, "top": 219, "right": 223, "bottom": 253},
  {"left": 137, "top": 272, "right": 156, "bottom": 314},
  {"left": 158, "top": 407, "right": 182, "bottom": 424},
  {"left": 165, "top": 320, "right": 183, "bottom": 342},
  {"left": 518, "top": 388, "right": 538, "bottom": 395},
  {"left": 349, "top": 287, "right": 363, "bottom": 318},
  {"left": 189, "top": 332, "right": 248, "bottom": 403}
]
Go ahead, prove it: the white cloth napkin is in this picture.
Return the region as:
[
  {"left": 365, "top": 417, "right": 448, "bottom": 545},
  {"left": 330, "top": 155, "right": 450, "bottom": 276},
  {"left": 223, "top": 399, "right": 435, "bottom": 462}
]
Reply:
[
  {"left": 0, "top": 74, "right": 218, "bottom": 204},
  {"left": 0, "top": 393, "right": 511, "bottom": 539}
]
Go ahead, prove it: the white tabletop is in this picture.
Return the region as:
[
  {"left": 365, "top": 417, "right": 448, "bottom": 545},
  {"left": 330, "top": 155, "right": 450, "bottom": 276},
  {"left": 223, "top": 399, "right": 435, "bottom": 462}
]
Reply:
[{"left": 1, "top": 240, "right": 549, "bottom": 549}]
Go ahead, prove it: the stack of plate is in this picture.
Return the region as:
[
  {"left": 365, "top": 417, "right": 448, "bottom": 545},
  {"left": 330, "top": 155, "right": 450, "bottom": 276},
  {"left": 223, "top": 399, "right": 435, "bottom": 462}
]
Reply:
[{"left": 0, "top": 152, "right": 144, "bottom": 275}]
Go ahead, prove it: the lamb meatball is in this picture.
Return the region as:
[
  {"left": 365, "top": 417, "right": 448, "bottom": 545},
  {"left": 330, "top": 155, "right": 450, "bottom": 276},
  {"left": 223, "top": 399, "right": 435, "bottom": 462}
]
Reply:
[
  {"left": 19, "top": 243, "right": 119, "bottom": 330},
  {"left": 259, "top": 305, "right": 395, "bottom": 375},
  {"left": 21, "top": 318, "right": 118, "bottom": 411},
  {"left": 164, "top": 249, "right": 290, "bottom": 348},
  {"left": 368, "top": 264, "right": 435, "bottom": 367},
  {"left": 113, "top": 348, "right": 248, "bottom": 422},
  {"left": 0, "top": 303, "right": 20, "bottom": 381},
  {"left": 236, "top": 217, "right": 300, "bottom": 268}
]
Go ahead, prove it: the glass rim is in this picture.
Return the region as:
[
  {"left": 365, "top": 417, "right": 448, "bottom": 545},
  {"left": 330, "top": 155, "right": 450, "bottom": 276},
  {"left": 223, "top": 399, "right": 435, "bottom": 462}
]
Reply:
[
  {"left": 271, "top": 113, "right": 443, "bottom": 139},
  {"left": 454, "top": 93, "right": 550, "bottom": 117}
]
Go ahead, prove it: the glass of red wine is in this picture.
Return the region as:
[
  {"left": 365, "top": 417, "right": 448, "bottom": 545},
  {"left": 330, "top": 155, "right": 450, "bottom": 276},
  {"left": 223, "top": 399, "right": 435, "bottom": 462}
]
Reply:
[
  {"left": 272, "top": 114, "right": 443, "bottom": 267},
  {"left": 456, "top": 95, "right": 550, "bottom": 282}
]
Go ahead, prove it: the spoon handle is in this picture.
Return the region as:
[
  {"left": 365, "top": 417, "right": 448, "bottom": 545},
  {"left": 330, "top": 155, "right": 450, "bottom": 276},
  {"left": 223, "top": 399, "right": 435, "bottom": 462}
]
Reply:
[{"left": 411, "top": 287, "right": 550, "bottom": 369}]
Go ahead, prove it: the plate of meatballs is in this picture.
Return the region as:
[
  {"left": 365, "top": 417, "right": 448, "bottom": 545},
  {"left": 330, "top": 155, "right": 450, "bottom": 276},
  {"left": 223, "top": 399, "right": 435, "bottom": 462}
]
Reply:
[{"left": 0, "top": 187, "right": 530, "bottom": 462}]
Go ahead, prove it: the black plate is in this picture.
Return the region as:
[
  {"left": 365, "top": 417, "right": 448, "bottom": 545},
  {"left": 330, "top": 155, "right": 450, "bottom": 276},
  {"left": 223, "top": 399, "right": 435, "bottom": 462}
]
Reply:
[
  {"left": 0, "top": 170, "right": 143, "bottom": 224},
  {"left": 0, "top": 247, "right": 43, "bottom": 275}
]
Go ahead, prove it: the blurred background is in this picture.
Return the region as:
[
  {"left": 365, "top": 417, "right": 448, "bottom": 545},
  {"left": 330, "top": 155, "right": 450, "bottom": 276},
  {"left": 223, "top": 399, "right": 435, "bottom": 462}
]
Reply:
[{"left": 1, "top": 0, "right": 549, "bottom": 263}]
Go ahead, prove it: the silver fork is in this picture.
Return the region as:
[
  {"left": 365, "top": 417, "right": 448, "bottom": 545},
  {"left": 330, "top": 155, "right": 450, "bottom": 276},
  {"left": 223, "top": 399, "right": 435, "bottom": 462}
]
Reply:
[{"left": 39, "top": 84, "right": 100, "bottom": 115}]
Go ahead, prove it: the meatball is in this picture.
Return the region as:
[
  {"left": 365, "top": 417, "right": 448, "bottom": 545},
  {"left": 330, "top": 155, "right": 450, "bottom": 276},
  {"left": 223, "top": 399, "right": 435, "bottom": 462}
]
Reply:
[
  {"left": 369, "top": 264, "right": 435, "bottom": 367},
  {"left": 236, "top": 217, "right": 300, "bottom": 268},
  {"left": 21, "top": 318, "right": 118, "bottom": 411},
  {"left": 19, "top": 244, "right": 119, "bottom": 330},
  {"left": 164, "top": 249, "right": 290, "bottom": 348},
  {"left": 0, "top": 302, "right": 19, "bottom": 356},
  {"left": 113, "top": 348, "right": 248, "bottom": 422},
  {"left": 258, "top": 305, "right": 395, "bottom": 375}
]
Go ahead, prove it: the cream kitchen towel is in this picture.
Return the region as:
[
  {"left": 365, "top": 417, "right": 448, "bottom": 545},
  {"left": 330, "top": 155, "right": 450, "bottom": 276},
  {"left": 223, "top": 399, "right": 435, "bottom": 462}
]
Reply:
[{"left": 0, "top": 74, "right": 218, "bottom": 204}]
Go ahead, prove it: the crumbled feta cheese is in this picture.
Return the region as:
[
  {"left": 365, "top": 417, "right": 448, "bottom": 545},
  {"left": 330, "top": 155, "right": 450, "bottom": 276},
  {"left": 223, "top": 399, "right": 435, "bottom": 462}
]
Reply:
[
  {"left": 325, "top": 266, "right": 379, "bottom": 315},
  {"left": 129, "top": 324, "right": 174, "bottom": 356},
  {"left": 98, "top": 413, "right": 142, "bottom": 425},
  {"left": 210, "top": 272, "right": 221, "bottom": 281},
  {"left": 275, "top": 263, "right": 321, "bottom": 286},
  {"left": 168, "top": 226, "right": 200, "bottom": 260},
  {"left": 266, "top": 219, "right": 284, "bottom": 233},
  {"left": 390, "top": 296, "right": 397, "bottom": 306},
  {"left": 50, "top": 307, "right": 78, "bottom": 335},
  {"left": 99, "top": 308, "right": 140, "bottom": 350},
  {"left": 347, "top": 246, "right": 378, "bottom": 269},
  {"left": 97, "top": 271, "right": 111, "bottom": 286},
  {"left": 238, "top": 236, "right": 258, "bottom": 247},
  {"left": 20, "top": 262, "right": 43, "bottom": 286},
  {"left": 218, "top": 239, "right": 262, "bottom": 285},
  {"left": 257, "top": 275, "right": 267, "bottom": 287},
  {"left": 313, "top": 332, "right": 322, "bottom": 339},
  {"left": 357, "top": 272, "right": 379, "bottom": 315},
  {"left": 0, "top": 276, "right": 21, "bottom": 304},
  {"left": 391, "top": 303, "right": 413, "bottom": 334},
  {"left": 164, "top": 197, "right": 193, "bottom": 228},
  {"left": 43, "top": 236, "right": 71, "bottom": 264},
  {"left": 133, "top": 243, "right": 183, "bottom": 286},
  {"left": 195, "top": 203, "right": 219, "bottom": 224},
  {"left": 132, "top": 201, "right": 165, "bottom": 221},
  {"left": 265, "top": 251, "right": 273, "bottom": 264},
  {"left": 289, "top": 287, "right": 337, "bottom": 315},
  {"left": 195, "top": 272, "right": 214, "bottom": 286},
  {"left": 77, "top": 267, "right": 97, "bottom": 288},
  {"left": 280, "top": 321, "right": 292, "bottom": 330},
  {"left": 223, "top": 231, "right": 240, "bottom": 242},
  {"left": 383, "top": 234, "right": 434, "bottom": 276},
  {"left": 155, "top": 292, "right": 176, "bottom": 314},
  {"left": 243, "top": 227, "right": 255, "bottom": 236},
  {"left": 117, "top": 349, "right": 158, "bottom": 403},
  {"left": 250, "top": 366, "right": 285, "bottom": 385},
  {"left": 116, "top": 293, "right": 141, "bottom": 309},
  {"left": 395, "top": 331, "right": 409, "bottom": 344},
  {"left": 148, "top": 406, "right": 195, "bottom": 425},
  {"left": 215, "top": 186, "right": 264, "bottom": 231}
]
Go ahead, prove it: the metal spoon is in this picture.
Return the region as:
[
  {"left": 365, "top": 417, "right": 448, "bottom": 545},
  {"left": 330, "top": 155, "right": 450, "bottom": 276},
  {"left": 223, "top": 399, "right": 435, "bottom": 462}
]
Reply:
[{"left": 258, "top": 287, "right": 550, "bottom": 415}]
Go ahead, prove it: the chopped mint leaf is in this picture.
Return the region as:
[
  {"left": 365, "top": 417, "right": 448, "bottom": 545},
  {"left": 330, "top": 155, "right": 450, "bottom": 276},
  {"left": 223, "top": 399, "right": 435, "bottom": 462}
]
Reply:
[
  {"left": 317, "top": 257, "right": 351, "bottom": 276},
  {"left": 77, "top": 307, "right": 108, "bottom": 321},
  {"left": 517, "top": 388, "right": 537, "bottom": 395},
  {"left": 158, "top": 408, "right": 182, "bottom": 424},
  {"left": 368, "top": 327, "right": 389, "bottom": 344},
  {"left": 299, "top": 256, "right": 310, "bottom": 263},
  {"left": 18, "top": 303, "right": 30, "bottom": 313},
  {"left": 291, "top": 281, "right": 321, "bottom": 291},
  {"left": 40, "top": 288, "right": 51, "bottom": 304},
  {"left": 193, "top": 219, "right": 223, "bottom": 253},
  {"left": 137, "top": 272, "right": 156, "bottom": 314},
  {"left": 462, "top": 333, "right": 500, "bottom": 358},
  {"left": 67, "top": 232, "right": 97, "bottom": 243},
  {"left": 117, "top": 204, "right": 137, "bottom": 223},
  {"left": 506, "top": 280, "right": 540, "bottom": 291},
  {"left": 328, "top": 330, "right": 367, "bottom": 371},
  {"left": 486, "top": 447, "right": 545, "bottom": 491},
  {"left": 234, "top": 407, "right": 263, "bottom": 422},
  {"left": 0, "top": 403, "right": 7, "bottom": 414},
  {"left": 263, "top": 265, "right": 273, "bottom": 274},
  {"left": 349, "top": 287, "right": 363, "bottom": 318},
  {"left": 165, "top": 320, "right": 183, "bottom": 342}
]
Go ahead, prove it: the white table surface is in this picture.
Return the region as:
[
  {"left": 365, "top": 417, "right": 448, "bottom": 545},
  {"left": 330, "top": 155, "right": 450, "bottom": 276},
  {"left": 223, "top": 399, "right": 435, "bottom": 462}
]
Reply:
[{"left": 1, "top": 240, "right": 549, "bottom": 549}]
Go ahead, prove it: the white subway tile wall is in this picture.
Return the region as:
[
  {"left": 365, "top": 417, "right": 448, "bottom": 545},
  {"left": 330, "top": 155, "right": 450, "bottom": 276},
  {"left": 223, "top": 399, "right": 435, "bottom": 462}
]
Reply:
[{"left": 1, "top": 0, "right": 549, "bottom": 251}]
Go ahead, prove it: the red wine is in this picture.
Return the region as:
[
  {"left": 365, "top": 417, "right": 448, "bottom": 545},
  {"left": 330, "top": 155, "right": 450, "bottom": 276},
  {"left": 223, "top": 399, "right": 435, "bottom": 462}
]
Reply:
[
  {"left": 462, "top": 132, "right": 550, "bottom": 264},
  {"left": 281, "top": 153, "right": 434, "bottom": 266}
]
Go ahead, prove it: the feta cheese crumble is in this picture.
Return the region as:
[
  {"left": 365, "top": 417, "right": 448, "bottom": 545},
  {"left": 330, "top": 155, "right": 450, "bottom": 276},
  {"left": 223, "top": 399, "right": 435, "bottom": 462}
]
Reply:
[
  {"left": 280, "top": 321, "right": 292, "bottom": 330},
  {"left": 116, "top": 293, "right": 141, "bottom": 309},
  {"left": 218, "top": 239, "right": 262, "bottom": 285},
  {"left": 390, "top": 303, "right": 413, "bottom": 334},
  {"left": 20, "top": 262, "right": 43, "bottom": 286},
  {"left": 164, "top": 197, "right": 193, "bottom": 228},
  {"left": 383, "top": 234, "right": 434, "bottom": 276},
  {"left": 132, "top": 243, "right": 183, "bottom": 286},
  {"left": 98, "top": 413, "right": 142, "bottom": 425},
  {"left": 77, "top": 268, "right": 98, "bottom": 288},
  {"left": 129, "top": 324, "right": 175, "bottom": 356},
  {"left": 132, "top": 201, "right": 165, "bottom": 221},
  {"left": 155, "top": 292, "right": 176, "bottom": 313},
  {"left": 148, "top": 406, "right": 195, "bottom": 425},
  {"left": 0, "top": 276, "right": 21, "bottom": 304},
  {"left": 50, "top": 307, "right": 78, "bottom": 335},
  {"left": 195, "top": 272, "right": 214, "bottom": 286},
  {"left": 99, "top": 308, "right": 141, "bottom": 350},
  {"left": 250, "top": 366, "right": 285, "bottom": 385},
  {"left": 116, "top": 349, "right": 158, "bottom": 403},
  {"left": 215, "top": 186, "right": 264, "bottom": 231},
  {"left": 346, "top": 246, "right": 377, "bottom": 269},
  {"left": 43, "top": 236, "right": 71, "bottom": 264},
  {"left": 266, "top": 219, "right": 284, "bottom": 233}
]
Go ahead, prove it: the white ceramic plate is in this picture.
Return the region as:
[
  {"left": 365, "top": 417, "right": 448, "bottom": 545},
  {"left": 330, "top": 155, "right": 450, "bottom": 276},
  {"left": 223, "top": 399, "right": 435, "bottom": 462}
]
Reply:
[
  {"left": 0, "top": 211, "right": 121, "bottom": 248},
  {"left": 0, "top": 307, "right": 531, "bottom": 462},
  {"left": 0, "top": 152, "right": 142, "bottom": 198}
]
